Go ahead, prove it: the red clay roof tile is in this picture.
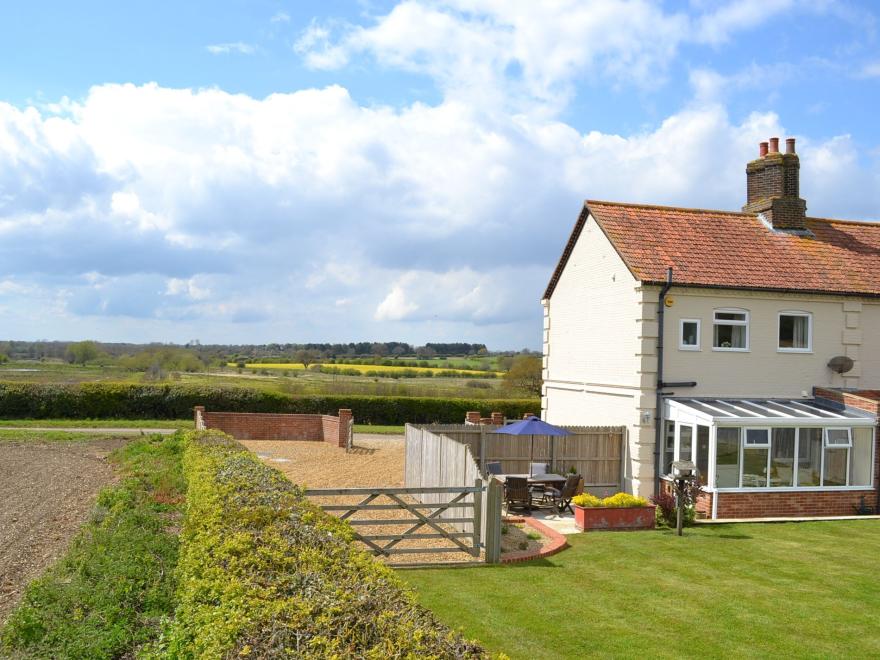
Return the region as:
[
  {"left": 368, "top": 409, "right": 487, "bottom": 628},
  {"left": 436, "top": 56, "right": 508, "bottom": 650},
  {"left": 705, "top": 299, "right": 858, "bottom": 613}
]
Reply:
[{"left": 543, "top": 200, "right": 880, "bottom": 299}]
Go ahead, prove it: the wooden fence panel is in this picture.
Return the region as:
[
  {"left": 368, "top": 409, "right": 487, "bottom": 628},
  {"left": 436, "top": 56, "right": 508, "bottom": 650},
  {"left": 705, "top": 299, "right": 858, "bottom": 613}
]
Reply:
[{"left": 415, "top": 424, "right": 625, "bottom": 492}]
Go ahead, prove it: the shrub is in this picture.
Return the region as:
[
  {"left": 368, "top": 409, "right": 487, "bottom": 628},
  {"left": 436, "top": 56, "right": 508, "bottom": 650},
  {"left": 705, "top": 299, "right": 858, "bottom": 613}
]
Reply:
[
  {"left": 0, "top": 383, "right": 539, "bottom": 425},
  {"left": 572, "top": 492, "right": 649, "bottom": 508},
  {"left": 161, "top": 431, "right": 487, "bottom": 658},
  {"left": 651, "top": 490, "right": 696, "bottom": 527}
]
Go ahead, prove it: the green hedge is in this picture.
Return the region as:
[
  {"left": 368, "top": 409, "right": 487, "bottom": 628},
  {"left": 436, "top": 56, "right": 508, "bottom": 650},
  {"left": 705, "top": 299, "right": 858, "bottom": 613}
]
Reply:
[
  {"left": 0, "top": 382, "right": 538, "bottom": 425},
  {"left": 163, "top": 431, "right": 486, "bottom": 658}
]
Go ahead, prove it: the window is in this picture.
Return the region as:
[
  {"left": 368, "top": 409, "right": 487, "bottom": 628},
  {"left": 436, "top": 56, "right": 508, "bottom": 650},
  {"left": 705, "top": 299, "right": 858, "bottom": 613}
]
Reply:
[
  {"left": 742, "top": 428, "right": 770, "bottom": 487},
  {"left": 769, "top": 428, "right": 795, "bottom": 487},
  {"left": 797, "top": 428, "right": 823, "bottom": 487},
  {"left": 679, "top": 319, "right": 700, "bottom": 350},
  {"left": 778, "top": 312, "right": 812, "bottom": 352},
  {"left": 696, "top": 425, "right": 710, "bottom": 481},
  {"left": 663, "top": 421, "right": 675, "bottom": 475},
  {"left": 713, "top": 309, "right": 749, "bottom": 351},
  {"left": 850, "top": 428, "right": 874, "bottom": 487},
  {"left": 679, "top": 425, "right": 693, "bottom": 462},
  {"left": 712, "top": 425, "right": 874, "bottom": 489},
  {"left": 825, "top": 428, "right": 851, "bottom": 447},
  {"left": 715, "top": 428, "right": 740, "bottom": 488}
]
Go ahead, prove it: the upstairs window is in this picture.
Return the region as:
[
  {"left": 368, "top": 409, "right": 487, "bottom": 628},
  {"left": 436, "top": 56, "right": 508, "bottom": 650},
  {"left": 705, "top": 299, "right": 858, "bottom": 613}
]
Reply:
[
  {"left": 679, "top": 319, "right": 700, "bottom": 350},
  {"left": 778, "top": 312, "right": 812, "bottom": 352},
  {"left": 713, "top": 309, "right": 749, "bottom": 351}
]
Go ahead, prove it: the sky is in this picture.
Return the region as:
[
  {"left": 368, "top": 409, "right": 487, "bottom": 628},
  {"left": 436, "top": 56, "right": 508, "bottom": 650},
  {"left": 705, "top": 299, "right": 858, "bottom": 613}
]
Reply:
[{"left": 1, "top": 1, "right": 879, "bottom": 350}]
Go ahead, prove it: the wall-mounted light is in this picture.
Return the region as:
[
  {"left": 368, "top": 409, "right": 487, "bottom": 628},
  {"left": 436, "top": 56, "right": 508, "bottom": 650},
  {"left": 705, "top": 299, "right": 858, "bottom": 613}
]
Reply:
[{"left": 641, "top": 411, "right": 652, "bottom": 425}]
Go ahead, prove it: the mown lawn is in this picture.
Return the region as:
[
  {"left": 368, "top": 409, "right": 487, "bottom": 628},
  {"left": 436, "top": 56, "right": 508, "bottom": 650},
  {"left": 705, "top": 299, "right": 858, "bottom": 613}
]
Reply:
[{"left": 403, "top": 521, "right": 880, "bottom": 659}]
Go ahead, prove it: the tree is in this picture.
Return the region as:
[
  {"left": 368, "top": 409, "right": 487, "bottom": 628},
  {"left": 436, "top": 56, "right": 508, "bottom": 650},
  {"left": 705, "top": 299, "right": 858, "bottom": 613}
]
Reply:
[
  {"left": 503, "top": 355, "right": 542, "bottom": 396},
  {"left": 65, "top": 340, "right": 101, "bottom": 365},
  {"left": 294, "top": 349, "right": 319, "bottom": 369}
]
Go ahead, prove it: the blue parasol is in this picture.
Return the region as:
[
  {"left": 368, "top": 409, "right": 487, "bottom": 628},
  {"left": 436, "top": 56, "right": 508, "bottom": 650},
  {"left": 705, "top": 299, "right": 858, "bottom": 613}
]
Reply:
[{"left": 492, "top": 416, "right": 570, "bottom": 474}]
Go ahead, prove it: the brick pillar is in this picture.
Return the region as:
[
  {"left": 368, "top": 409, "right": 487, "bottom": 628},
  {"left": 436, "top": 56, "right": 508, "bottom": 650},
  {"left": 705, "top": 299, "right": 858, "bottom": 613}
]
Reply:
[
  {"left": 194, "top": 406, "right": 205, "bottom": 430},
  {"left": 490, "top": 412, "right": 504, "bottom": 425},
  {"left": 337, "top": 409, "right": 353, "bottom": 448},
  {"left": 466, "top": 411, "right": 481, "bottom": 424}
]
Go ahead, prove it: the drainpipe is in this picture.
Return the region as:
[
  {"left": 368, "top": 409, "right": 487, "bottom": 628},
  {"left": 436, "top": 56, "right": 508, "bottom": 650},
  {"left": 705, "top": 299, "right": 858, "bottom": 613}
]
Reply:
[{"left": 653, "top": 268, "right": 674, "bottom": 497}]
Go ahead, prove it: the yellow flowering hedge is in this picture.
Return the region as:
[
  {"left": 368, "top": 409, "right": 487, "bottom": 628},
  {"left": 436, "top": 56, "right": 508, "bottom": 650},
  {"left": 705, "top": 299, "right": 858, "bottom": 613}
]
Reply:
[
  {"left": 163, "top": 430, "right": 487, "bottom": 659},
  {"left": 571, "top": 492, "right": 649, "bottom": 508}
]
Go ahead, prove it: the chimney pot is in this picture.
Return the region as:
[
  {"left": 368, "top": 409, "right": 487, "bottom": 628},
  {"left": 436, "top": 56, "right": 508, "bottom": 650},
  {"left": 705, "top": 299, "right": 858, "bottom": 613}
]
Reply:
[
  {"left": 768, "top": 137, "right": 780, "bottom": 153},
  {"left": 785, "top": 138, "right": 796, "bottom": 154},
  {"left": 759, "top": 141, "right": 769, "bottom": 157}
]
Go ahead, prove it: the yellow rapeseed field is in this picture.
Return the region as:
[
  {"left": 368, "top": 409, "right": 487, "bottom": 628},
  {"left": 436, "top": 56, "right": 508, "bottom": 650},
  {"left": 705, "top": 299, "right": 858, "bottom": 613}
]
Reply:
[{"left": 227, "top": 362, "right": 501, "bottom": 376}]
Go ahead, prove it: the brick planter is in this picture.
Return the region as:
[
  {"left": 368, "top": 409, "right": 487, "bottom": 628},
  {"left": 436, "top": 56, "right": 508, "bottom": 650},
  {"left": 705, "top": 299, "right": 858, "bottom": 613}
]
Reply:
[{"left": 574, "top": 505, "right": 656, "bottom": 531}]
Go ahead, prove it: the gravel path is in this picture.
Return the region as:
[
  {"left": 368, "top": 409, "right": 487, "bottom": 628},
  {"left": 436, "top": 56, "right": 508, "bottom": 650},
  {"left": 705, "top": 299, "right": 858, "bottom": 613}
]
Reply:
[
  {"left": 242, "top": 435, "right": 483, "bottom": 565},
  {"left": 0, "top": 439, "right": 124, "bottom": 623}
]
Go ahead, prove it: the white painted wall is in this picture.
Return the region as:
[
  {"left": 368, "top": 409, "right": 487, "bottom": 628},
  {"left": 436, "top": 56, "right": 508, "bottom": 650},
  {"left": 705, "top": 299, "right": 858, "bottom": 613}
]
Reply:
[
  {"left": 663, "top": 291, "right": 880, "bottom": 396},
  {"left": 542, "top": 213, "right": 653, "bottom": 495}
]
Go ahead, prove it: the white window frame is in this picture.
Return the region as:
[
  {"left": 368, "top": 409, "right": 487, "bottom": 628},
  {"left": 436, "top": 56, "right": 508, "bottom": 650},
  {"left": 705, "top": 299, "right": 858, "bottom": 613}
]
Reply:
[
  {"left": 743, "top": 427, "right": 770, "bottom": 447},
  {"left": 824, "top": 427, "right": 852, "bottom": 447},
  {"left": 712, "top": 308, "right": 750, "bottom": 352},
  {"left": 709, "top": 425, "right": 875, "bottom": 493},
  {"left": 679, "top": 318, "right": 701, "bottom": 351},
  {"left": 777, "top": 311, "right": 813, "bottom": 353}
]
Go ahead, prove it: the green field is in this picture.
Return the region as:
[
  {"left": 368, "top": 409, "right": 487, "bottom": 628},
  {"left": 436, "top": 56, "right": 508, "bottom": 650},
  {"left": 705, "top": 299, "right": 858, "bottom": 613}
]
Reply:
[
  {"left": 0, "top": 359, "right": 517, "bottom": 400},
  {"left": 403, "top": 521, "right": 880, "bottom": 659}
]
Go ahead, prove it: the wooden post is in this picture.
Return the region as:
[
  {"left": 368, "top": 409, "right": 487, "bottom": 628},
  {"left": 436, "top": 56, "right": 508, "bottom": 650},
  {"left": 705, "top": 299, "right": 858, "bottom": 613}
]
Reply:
[
  {"left": 472, "top": 478, "right": 482, "bottom": 557},
  {"left": 479, "top": 425, "right": 487, "bottom": 473},
  {"left": 484, "top": 478, "right": 502, "bottom": 564}
]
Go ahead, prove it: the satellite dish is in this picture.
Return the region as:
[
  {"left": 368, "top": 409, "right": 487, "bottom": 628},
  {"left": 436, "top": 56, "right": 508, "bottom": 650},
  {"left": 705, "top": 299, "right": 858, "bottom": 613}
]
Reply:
[{"left": 827, "top": 356, "right": 854, "bottom": 374}]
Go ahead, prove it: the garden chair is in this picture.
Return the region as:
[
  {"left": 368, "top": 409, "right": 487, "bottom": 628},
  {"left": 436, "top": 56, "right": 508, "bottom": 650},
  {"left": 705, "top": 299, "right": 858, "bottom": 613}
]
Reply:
[
  {"left": 547, "top": 473, "right": 581, "bottom": 514},
  {"left": 528, "top": 462, "right": 550, "bottom": 502},
  {"left": 504, "top": 476, "right": 535, "bottom": 513},
  {"left": 485, "top": 461, "right": 503, "bottom": 476}
]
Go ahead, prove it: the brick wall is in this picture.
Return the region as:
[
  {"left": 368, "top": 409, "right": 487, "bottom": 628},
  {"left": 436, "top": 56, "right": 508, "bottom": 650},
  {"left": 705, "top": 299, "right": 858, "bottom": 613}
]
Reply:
[
  {"left": 714, "top": 490, "right": 876, "bottom": 518},
  {"left": 194, "top": 407, "right": 352, "bottom": 448}
]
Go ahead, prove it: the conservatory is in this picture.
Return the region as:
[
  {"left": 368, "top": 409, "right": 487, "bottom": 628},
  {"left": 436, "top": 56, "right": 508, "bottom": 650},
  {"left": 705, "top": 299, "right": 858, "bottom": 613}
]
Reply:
[{"left": 663, "top": 398, "right": 877, "bottom": 519}]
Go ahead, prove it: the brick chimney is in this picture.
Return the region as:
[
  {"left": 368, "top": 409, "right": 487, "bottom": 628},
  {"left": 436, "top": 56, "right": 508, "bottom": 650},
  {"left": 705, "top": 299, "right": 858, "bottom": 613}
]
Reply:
[{"left": 743, "top": 137, "right": 807, "bottom": 231}]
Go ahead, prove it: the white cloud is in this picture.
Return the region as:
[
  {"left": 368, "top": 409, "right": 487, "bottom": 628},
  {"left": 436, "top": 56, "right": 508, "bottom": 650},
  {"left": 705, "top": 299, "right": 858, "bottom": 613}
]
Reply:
[
  {"left": 206, "top": 42, "right": 256, "bottom": 55},
  {"left": 271, "top": 11, "right": 290, "bottom": 23},
  {"left": 0, "top": 13, "right": 877, "bottom": 346}
]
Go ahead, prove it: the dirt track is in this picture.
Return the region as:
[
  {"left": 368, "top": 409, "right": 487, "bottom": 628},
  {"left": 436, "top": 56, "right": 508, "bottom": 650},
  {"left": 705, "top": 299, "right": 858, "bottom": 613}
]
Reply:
[{"left": 0, "top": 439, "right": 123, "bottom": 623}]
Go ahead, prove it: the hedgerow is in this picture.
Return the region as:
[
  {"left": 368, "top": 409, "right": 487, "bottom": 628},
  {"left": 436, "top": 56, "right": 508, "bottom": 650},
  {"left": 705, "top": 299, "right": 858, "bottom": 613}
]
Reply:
[
  {"left": 160, "top": 430, "right": 487, "bottom": 658},
  {"left": 0, "top": 382, "right": 538, "bottom": 424}
]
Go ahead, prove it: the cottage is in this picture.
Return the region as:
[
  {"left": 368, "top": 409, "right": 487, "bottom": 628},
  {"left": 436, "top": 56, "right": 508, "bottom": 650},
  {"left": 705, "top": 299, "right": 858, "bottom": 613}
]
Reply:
[{"left": 542, "top": 137, "right": 880, "bottom": 518}]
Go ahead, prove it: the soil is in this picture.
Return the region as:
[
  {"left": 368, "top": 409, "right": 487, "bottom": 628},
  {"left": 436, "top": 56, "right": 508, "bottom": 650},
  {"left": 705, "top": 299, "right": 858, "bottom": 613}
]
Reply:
[{"left": 0, "top": 439, "right": 124, "bottom": 623}]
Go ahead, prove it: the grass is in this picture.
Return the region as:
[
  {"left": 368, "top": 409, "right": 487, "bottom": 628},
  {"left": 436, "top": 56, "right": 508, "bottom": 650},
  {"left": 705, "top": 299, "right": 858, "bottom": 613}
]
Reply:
[
  {"left": 0, "top": 433, "right": 185, "bottom": 658},
  {"left": 353, "top": 424, "right": 406, "bottom": 434},
  {"left": 402, "top": 521, "right": 880, "bottom": 659},
  {"left": 0, "top": 418, "right": 192, "bottom": 429},
  {"left": 0, "top": 429, "right": 130, "bottom": 442}
]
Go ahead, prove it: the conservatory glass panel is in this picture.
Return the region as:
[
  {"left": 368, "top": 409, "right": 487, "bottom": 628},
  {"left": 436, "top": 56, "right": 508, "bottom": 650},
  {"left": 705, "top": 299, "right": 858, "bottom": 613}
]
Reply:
[
  {"left": 679, "top": 425, "right": 693, "bottom": 462},
  {"left": 823, "top": 447, "right": 848, "bottom": 486},
  {"left": 742, "top": 447, "right": 769, "bottom": 487},
  {"left": 850, "top": 428, "right": 874, "bottom": 487},
  {"left": 797, "top": 428, "right": 822, "bottom": 487},
  {"left": 769, "top": 428, "right": 795, "bottom": 487},
  {"left": 715, "top": 427, "right": 741, "bottom": 488}
]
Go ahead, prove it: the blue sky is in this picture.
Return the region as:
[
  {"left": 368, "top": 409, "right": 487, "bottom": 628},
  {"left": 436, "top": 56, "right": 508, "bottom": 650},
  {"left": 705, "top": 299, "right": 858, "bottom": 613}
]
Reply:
[{"left": 1, "top": 1, "right": 878, "bottom": 349}]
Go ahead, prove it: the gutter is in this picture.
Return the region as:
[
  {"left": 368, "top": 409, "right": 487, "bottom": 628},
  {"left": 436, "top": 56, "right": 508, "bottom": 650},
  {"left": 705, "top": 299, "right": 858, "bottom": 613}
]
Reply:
[
  {"left": 653, "top": 268, "right": 698, "bottom": 496},
  {"left": 653, "top": 268, "right": 674, "bottom": 497}
]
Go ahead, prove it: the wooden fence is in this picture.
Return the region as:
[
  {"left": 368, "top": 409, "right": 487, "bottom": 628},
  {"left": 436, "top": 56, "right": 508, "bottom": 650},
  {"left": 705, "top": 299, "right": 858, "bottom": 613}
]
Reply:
[
  {"left": 421, "top": 423, "right": 625, "bottom": 493},
  {"left": 404, "top": 425, "right": 502, "bottom": 561}
]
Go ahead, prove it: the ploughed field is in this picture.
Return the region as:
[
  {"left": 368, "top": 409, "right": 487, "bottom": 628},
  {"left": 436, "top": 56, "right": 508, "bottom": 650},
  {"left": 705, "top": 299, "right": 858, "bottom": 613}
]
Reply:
[{"left": 0, "top": 438, "right": 122, "bottom": 622}]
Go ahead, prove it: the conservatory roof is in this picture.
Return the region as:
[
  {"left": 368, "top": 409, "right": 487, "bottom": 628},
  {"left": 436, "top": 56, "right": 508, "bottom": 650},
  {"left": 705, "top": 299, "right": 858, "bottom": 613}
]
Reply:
[{"left": 666, "top": 398, "right": 876, "bottom": 426}]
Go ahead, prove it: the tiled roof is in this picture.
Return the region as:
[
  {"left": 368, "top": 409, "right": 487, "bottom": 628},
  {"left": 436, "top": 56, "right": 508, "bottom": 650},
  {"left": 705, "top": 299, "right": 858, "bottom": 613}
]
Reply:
[{"left": 543, "top": 200, "right": 880, "bottom": 299}]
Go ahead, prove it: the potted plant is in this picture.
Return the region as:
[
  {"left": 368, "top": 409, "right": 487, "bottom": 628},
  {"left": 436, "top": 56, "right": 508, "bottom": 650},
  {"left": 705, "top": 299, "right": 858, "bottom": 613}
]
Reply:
[{"left": 571, "top": 492, "right": 656, "bottom": 531}]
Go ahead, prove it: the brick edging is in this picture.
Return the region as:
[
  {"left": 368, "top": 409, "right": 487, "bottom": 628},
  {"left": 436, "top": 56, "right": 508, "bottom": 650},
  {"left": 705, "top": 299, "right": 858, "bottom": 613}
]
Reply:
[{"left": 500, "top": 516, "right": 570, "bottom": 564}]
